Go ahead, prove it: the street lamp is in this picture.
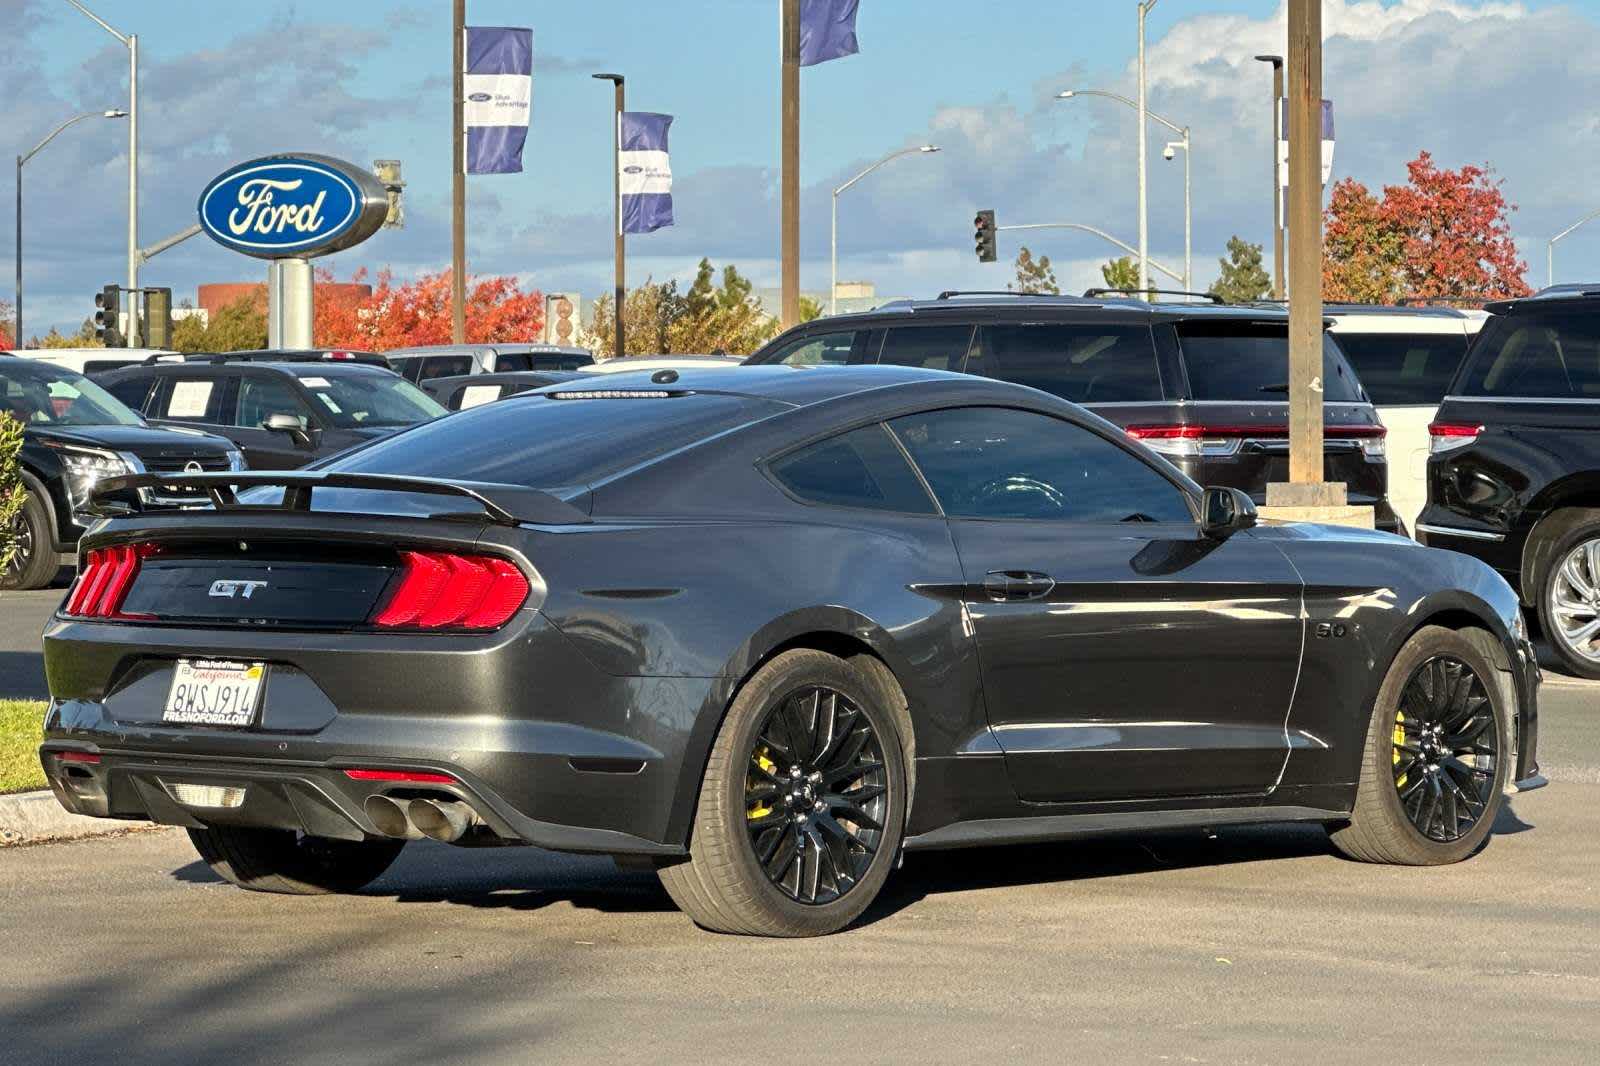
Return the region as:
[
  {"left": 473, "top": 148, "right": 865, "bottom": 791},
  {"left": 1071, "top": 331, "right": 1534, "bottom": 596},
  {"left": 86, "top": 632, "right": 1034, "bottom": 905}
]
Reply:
[
  {"left": 830, "top": 145, "right": 940, "bottom": 315},
  {"left": 15, "top": 109, "right": 126, "bottom": 348},
  {"left": 1548, "top": 208, "right": 1600, "bottom": 287},
  {"left": 1136, "top": 0, "right": 1158, "bottom": 296},
  {"left": 592, "top": 72, "right": 626, "bottom": 359},
  {"left": 1254, "top": 54, "right": 1285, "bottom": 299},
  {"left": 64, "top": 1, "right": 138, "bottom": 346},
  {"left": 1057, "top": 89, "right": 1191, "bottom": 292}
]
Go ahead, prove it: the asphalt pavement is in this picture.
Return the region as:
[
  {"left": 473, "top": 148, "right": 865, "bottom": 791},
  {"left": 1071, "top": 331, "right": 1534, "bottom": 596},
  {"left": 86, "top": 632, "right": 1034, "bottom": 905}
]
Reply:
[{"left": 2, "top": 572, "right": 1598, "bottom": 1064}]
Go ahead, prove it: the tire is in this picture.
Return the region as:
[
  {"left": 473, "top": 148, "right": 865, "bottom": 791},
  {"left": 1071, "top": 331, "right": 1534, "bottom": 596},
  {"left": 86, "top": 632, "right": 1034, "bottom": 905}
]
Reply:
[
  {"left": 1536, "top": 515, "right": 1600, "bottom": 681},
  {"left": 1328, "top": 626, "right": 1510, "bottom": 865},
  {"left": 187, "top": 825, "right": 405, "bottom": 895},
  {"left": 657, "top": 649, "right": 910, "bottom": 937},
  {"left": 2, "top": 491, "right": 57, "bottom": 591}
]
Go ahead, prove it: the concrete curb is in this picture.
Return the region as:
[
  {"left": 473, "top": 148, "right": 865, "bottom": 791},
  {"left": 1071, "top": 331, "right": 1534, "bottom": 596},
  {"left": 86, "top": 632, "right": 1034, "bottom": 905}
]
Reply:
[{"left": 0, "top": 789, "right": 143, "bottom": 847}]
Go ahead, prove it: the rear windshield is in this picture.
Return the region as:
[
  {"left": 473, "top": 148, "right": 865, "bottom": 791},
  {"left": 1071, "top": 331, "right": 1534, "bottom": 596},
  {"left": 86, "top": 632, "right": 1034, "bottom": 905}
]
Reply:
[
  {"left": 1458, "top": 311, "right": 1600, "bottom": 399},
  {"left": 1177, "top": 322, "right": 1365, "bottom": 402},
  {"left": 317, "top": 391, "right": 787, "bottom": 493},
  {"left": 973, "top": 323, "right": 1163, "bottom": 403},
  {"left": 1333, "top": 332, "right": 1468, "bottom": 406}
]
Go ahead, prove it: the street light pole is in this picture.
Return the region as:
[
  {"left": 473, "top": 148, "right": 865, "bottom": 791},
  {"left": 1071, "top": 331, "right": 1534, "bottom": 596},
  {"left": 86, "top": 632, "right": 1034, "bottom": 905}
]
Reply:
[
  {"left": 1057, "top": 90, "right": 1191, "bottom": 292},
  {"left": 1136, "top": 0, "right": 1157, "bottom": 296},
  {"left": 830, "top": 145, "right": 939, "bottom": 315},
  {"left": 1548, "top": 208, "right": 1600, "bottom": 287},
  {"left": 997, "top": 221, "right": 1185, "bottom": 285},
  {"left": 64, "top": 1, "right": 138, "bottom": 347},
  {"left": 593, "top": 73, "right": 626, "bottom": 359},
  {"left": 451, "top": 0, "right": 466, "bottom": 345},
  {"left": 15, "top": 109, "right": 126, "bottom": 348},
  {"left": 1254, "top": 54, "right": 1285, "bottom": 299}
]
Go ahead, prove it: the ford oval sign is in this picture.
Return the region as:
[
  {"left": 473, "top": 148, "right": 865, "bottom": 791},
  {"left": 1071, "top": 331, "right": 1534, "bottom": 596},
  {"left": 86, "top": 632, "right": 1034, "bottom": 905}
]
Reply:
[{"left": 198, "top": 154, "right": 388, "bottom": 260}]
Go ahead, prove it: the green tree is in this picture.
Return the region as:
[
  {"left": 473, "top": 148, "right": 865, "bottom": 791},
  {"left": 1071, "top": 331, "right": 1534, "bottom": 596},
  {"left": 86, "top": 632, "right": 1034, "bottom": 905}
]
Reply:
[
  {"left": 171, "top": 298, "right": 267, "bottom": 353},
  {"left": 0, "top": 414, "right": 26, "bottom": 576},
  {"left": 1011, "top": 246, "right": 1059, "bottom": 294},
  {"left": 798, "top": 295, "right": 823, "bottom": 323},
  {"left": 36, "top": 319, "right": 101, "bottom": 348},
  {"left": 1100, "top": 256, "right": 1140, "bottom": 292},
  {"left": 1207, "top": 237, "right": 1273, "bottom": 304}
]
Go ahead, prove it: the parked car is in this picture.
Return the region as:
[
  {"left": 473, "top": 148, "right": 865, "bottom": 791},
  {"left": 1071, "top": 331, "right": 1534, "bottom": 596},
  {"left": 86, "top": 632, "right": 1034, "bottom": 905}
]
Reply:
[
  {"left": 421, "top": 370, "right": 583, "bottom": 410},
  {"left": 184, "top": 348, "right": 391, "bottom": 369},
  {"left": 0, "top": 354, "right": 241, "bottom": 590},
  {"left": 1418, "top": 286, "right": 1600, "bottom": 678},
  {"left": 385, "top": 343, "right": 594, "bottom": 383},
  {"left": 1324, "top": 305, "right": 1480, "bottom": 535},
  {"left": 581, "top": 354, "right": 745, "bottom": 374},
  {"left": 745, "top": 293, "right": 1402, "bottom": 531},
  {"left": 41, "top": 366, "right": 1540, "bottom": 936},
  {"left": 9, "top": 348, "right": 181, "bottom": 376},
  {"left": 96, "top": 360, "right": 444, "bottom": 468}
]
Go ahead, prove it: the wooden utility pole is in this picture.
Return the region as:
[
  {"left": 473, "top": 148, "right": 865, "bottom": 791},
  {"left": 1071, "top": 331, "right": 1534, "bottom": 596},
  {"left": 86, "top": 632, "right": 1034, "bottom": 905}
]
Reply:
[
  {"left": 451, "top": 0, "right": 467, "bottom": 344},
  {"left": 1286, "top": 0, "right": 1323, "bottom": 488},
  {"left": 780, "top": 0, "right": 800, "bottom": 328}
]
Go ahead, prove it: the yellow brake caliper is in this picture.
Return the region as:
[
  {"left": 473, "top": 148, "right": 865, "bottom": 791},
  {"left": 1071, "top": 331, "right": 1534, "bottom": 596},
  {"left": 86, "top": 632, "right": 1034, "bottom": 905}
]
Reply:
[
  {"left": 1393, "top": 712, "right": 1408, "bottom": 790},
  {"left": 748, "top": 746, "right": 776, "bottom": 820}
]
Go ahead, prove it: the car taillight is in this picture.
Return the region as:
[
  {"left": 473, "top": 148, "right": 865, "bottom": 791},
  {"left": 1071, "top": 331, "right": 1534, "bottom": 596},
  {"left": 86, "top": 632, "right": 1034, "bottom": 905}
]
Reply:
[
  {"left": 372, "top": 551, "right": 529, "bottom": 630},
  {"left": 1124, "top": 423, "right": 1386, "bottom": 459},
  {"left": 323, "top": 350, "right": 355, "bottom": 360},
  {"left": 1428, "top": 421, "right": 1483, "bottom": 455},
  {"left": 63, "top": 543, "right": 159, "bottom": 619}
]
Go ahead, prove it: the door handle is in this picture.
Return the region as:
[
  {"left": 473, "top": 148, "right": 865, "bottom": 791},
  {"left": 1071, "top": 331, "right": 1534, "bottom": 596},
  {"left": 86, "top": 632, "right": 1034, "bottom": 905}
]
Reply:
[{"left": 983, "top": 570, "right": 1055, "bottom": 601}]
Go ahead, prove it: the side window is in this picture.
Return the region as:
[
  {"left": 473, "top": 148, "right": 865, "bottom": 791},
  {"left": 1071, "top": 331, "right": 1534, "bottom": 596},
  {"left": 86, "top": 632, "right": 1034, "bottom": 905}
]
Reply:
[
  {"left": 452, "top": 383, "right": 506, "bottom": 411},
  {"left": 973, "top": 324, "right": 1164, "bottom": 403},
  {"left": 104, "top": 375, "right": 154, "bottom": 411},
  {"left": 154, "top": 374, "right": 228, "bottom": 424},
  {"left": 889, "top": 407, "right": 1194, "bottom": 523},
  {"left": 878, "top": 326, "right": 973, "bottom": 371},
  {"left": 763, "top": 331, "right": 860, "bottom": 366},
  {"left": 1461, "top": 314, "right": 1600, "bottom": 398},
  {"left": 419, "top": 355, "right": 474, "bottom": 381},
  {"left": 394, "top": 358, "right": 425, "bottom": 383},
  {"left": 768, "top": 424, "right": 936, "bottom": 514},
  {"left": 236, "top": 376, "right": 310, "bottom": 428},
  {"left": 494, "top": 353, "right": 531, "bottom": 372}
]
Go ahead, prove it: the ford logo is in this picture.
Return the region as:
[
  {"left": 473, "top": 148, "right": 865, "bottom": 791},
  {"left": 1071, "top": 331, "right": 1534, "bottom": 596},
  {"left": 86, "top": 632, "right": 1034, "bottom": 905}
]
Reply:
[
  {"left": 623, "top": 165, "right": 645, "bottom": 175},
  {"left": 468, "top": 92, "right": 493, "bottom": 102},
  {"left": 198, "top": 154, "right": 388, "bottom": 260}
]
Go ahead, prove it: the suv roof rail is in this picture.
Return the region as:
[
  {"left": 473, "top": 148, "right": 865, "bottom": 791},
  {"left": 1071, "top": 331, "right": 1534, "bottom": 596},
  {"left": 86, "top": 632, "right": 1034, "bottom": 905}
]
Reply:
[
  {"left": 935, "top": 290, "right": 1081, "bottom": 300},
  {"left": 1083, "top": 287, "right": 1223, "bottom": 304}
]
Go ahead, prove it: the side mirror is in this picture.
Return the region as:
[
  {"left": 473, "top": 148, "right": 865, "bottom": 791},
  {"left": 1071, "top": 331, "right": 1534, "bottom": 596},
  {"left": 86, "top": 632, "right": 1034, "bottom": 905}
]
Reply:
[
  {"left": 263, "top": 412, "right": 313, "bottom": 447},
  {"left": 1201, "top": 486, "right": 1258, "bottom": 538}
]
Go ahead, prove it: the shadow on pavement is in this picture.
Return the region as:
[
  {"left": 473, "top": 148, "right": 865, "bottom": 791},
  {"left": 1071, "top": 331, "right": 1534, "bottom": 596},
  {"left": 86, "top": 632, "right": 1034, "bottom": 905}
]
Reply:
[{"left": 0, "top": 650, "right": 47, "bottom": 700}]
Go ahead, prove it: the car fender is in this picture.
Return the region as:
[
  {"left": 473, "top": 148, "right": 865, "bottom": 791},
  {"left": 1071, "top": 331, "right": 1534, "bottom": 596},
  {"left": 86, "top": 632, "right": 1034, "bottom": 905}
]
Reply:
[{"left": 19, "top": 466, "right": 70, "bottom": 554}]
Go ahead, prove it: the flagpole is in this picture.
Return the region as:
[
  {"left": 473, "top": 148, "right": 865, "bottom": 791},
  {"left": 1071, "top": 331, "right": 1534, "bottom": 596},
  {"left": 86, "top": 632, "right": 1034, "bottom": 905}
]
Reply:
[
  {"left": 451, "top": 0, "right": 467, "bottom": 344},
  {"left": 780, "top": 0, "right": 800, "bottom": 329},
  {"left": 594, "top": 73, "right": 626, "bottom": 359}
]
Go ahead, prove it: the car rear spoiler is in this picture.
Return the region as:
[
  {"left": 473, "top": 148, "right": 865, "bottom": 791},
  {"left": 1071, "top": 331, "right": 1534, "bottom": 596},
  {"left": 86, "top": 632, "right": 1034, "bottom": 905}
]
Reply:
[{"left": 86, "top": 471, "right": 590, "bottom": 527}]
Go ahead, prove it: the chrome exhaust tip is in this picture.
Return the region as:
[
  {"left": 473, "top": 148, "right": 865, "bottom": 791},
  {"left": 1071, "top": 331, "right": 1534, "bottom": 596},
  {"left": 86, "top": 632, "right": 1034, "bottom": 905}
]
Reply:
[
  {"left": 407, "top": 797, "right": 476, "bottom": 843},
  {"left": 364, "top": 794, "right": 422, "bottom": 839}
]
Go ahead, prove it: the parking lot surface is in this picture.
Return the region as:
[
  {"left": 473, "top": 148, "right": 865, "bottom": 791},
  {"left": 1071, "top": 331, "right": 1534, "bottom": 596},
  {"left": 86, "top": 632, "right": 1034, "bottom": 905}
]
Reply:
[{"left": 1, "top": 581, "right": 1597, "bottom": 1064}]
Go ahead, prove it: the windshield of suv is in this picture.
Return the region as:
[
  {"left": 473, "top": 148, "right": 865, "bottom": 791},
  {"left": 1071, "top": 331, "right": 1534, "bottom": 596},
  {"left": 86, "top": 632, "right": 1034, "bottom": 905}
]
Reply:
[
  {"left": 1176, "top": 322, "right": 1365, "bottom": 402},
  {"left": 0, "top": 359, "right": 144, "bottom": 426},
  {"left": 1458, "top": 311, "right": 1600, "bottom": 399},
  {"left": 1332, "top": 332, "right": 1468, "bottom": 406},
  {"left": 293, "top": 372, "right": 445, "bottom": 428}
]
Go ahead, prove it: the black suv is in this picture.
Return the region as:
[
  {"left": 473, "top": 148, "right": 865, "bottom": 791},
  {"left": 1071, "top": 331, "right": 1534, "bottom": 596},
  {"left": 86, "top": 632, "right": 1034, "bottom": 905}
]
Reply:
[
  {"left": 98, "top": 360, "right": 445, "bottom": 469},
  {"left": 745, "top": 293, "right": 1398, "bottom": 531},
  {"left": 2, "top": 355, "right": 241, "bottom": 590},
  {"left": 1418, "top": 288, "right": 1600, "bottom": 677}
]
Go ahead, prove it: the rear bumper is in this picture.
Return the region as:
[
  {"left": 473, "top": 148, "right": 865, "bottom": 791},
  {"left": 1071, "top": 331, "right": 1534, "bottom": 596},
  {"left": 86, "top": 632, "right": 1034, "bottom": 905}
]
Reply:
[{"left": 38, "top": 611, "right": 720, "bottom": 855}]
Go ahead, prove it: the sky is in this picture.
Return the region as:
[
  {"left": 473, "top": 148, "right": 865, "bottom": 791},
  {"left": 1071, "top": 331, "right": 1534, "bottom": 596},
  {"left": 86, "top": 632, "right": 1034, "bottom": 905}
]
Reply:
[{"left": 5, "top": 0, "right": 1600, "bottom": 340}]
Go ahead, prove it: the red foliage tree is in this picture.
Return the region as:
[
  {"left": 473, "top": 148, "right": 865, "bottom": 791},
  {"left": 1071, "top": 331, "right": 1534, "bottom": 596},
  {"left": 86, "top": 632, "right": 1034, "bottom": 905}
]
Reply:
[
  {"left": 313, "top": 269, "right": 544, "bottom": 350},
  {"left": 1323, "top": 151, "right": 1531, "bottom": 304}
]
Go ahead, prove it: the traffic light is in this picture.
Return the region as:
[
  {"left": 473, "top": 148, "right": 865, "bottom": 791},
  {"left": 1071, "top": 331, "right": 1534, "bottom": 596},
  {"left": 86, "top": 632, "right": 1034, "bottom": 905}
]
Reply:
[
  {"left": 143, "top": 287, "right": 172, "bottom": 349},
  {"left": 973, "top": 209, "right": 997, "bottom": 263},
  {"left": 94, "top": 285, "right": 122, "bottom": 347}
]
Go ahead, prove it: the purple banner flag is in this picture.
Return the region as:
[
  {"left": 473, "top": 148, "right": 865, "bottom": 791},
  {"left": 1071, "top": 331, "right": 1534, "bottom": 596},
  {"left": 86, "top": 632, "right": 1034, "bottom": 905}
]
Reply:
[
  {"left": 620, "top": 112, "right": 674, "bottom": 234},
  {"left": 799, "top": 0, "right": 859, "bottom": 66},
  {"left": 465, "top": 27, "right": 533, "bottom": 175}
]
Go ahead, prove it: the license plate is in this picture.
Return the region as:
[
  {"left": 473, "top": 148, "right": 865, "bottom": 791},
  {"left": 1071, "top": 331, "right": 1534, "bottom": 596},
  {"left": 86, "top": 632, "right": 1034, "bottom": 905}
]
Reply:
[{"left": 163, "top": 659, "right": 266, "bottom": 727}]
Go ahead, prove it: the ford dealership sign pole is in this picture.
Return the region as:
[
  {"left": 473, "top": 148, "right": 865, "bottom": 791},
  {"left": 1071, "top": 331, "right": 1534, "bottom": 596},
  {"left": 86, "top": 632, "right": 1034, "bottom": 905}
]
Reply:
[{"left": 198, "top": 154, "right": 388, "bottom": 349}]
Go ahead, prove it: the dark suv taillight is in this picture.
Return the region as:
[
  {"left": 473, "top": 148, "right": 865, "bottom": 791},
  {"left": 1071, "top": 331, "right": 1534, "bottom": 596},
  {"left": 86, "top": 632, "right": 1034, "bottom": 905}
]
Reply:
[
  {"left": 1126, "top": 423, "right": 1387, "bottom": 459},
  {"left": 1427, "top": 421, "right": 1483, "bottom": 455},
  {"left": 372, "top": 551, "right": 530, "bottom": 630},
  {"left": 63, "top": 543, "right": 159, "bottom": 619}
]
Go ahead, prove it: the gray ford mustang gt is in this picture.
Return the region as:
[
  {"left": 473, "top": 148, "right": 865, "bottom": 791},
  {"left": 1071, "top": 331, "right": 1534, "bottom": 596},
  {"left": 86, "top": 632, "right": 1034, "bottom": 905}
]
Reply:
[{"left": 40, "top": 365, "right": 1543, "bottom": 936}]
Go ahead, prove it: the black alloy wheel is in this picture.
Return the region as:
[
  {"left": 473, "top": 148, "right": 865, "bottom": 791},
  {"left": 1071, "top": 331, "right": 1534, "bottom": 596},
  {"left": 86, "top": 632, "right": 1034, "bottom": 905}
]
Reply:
[
  {"left": 744, "top": 686, "right": 888, "bottom": 905},
  {"left": 4, "top": 510, "right": 33, "bottom": 580},
  {"left": 1391, "top": 656, "right": 1499, "bottom": 844}
]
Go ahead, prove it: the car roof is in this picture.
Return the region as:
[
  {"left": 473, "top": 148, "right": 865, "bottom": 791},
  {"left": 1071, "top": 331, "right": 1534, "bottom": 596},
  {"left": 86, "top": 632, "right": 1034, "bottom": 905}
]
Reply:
[
  {"left": 1485, "top": 288, "right": 1600, "bottom": 315},
  {"left": 536, "top": 363, "right": 1032, "bottom": 408},
  {"left": 118, "top": 360, "right": 390, "bottom": 377},
  {"left": 1324, "top": 307, "right": 1471, "bottom": 334},
  {"left": 384, "top": 343, "right": 592, "bottom": 356}
]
